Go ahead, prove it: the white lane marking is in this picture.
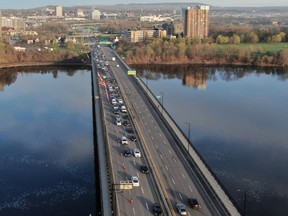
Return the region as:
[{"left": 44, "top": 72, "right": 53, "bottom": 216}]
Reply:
[
  {"left": 169, "top": 150, "right": 172, "bottom": 154},
  {"left": 163, "top": 140, "right": 166, "bottom": 144},
  {"left": 151, "top": 136, "right": 154, "bottom": 140},
  {"left": 137, "top": 172, "right": 139, "bottom": 178},
  {"left": 173, "top": 158, "right": 177, "bottom": 163},
  {"left": 155, "top": 145, "right": 158, "bottom": 149},
  {"left": 182, "top": 173, "right": 185, "bottom": 179},
  {"left": 141, "top": 187, "right": 144, "bottom": 194},
  {"left": 148, "top": 113, "right": 150, "bottom": 117},
  {"left": 172, "top": 178, "right": 175, "bottom": 185},
  {"left": 152, "top": 119, "right": 154, "bottom": 123},
  {"left": 132, "top": 207, "right": 136, "bottom": 215},
  {"left": 160, "top": 154, "right": 163, "bottom": 160},
  {"left": 159, "top": 133, "right": 162, "bottom": 137},
  {"left": 165, "top": 165, "right": 169, "bottom": 170},
  {"left": 148, "top": 129, "right": 150, "bottom": 134},
  {"left": 179, "top": 193, "right": 183, "bottom": 200},
  {"left": 133, "top": 160, "right": 136, "bottom": 165},
  {"left": 188, "top": 212, "right": 191, "bottom": 216},
  {"left": 144, "top": 122, "right": 147, "bottom": 125},
  {"left": 145, "top": 202, "right": 149, "bottom": 210},
  {"left": 189, "top": 186, "right": 193, "bottom": 192}
]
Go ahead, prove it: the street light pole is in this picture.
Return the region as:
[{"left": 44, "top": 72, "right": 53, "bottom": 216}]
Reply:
[
  {"left": 160, "top": 92, "right": 164, "bottom": 114},
  {"left": 185, "top": 122, "right": 191, "bottom": 153}
]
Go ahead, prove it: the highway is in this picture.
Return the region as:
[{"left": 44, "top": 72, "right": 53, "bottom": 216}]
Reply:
[
  {"left": 93, "top": 45, "right": 241, "bottom": 216},
  {"left": 92, "top": 48, "right": 165, "bottom": 216}
]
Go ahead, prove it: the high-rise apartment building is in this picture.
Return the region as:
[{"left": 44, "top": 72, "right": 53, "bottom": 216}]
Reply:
[
  {"left": 56, "top": 5, "right": 63, "bottom": 17},
  {"left": 183, "top": 5, "right": 209, "bottom": 40},
  {"left": 91, "top": 9, "right": 101, "bottom": 20}
]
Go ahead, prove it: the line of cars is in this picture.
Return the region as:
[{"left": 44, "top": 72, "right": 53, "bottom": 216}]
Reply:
[{"left": 94, "top": 46, "right": 151, "bottom": 193}]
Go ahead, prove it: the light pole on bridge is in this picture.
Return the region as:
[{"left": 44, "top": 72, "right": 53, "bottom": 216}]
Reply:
[{"left": 185, "top": 122, "right": 191, "bottom": 153}]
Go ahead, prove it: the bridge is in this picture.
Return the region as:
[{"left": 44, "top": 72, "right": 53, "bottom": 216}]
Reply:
[{"left": 91, "top": 45, "right": 242, "bottom": 216}]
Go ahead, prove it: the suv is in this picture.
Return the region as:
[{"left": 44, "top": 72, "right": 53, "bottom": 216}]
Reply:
[
  {"left": 188, "top": 198, "right": 200, "bottom": 210},
  {"left": 153, "top": 203, "right": 163, "bottom": 215}
]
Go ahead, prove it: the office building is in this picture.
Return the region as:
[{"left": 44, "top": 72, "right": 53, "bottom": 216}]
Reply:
[{"left": 183, "top": 5, "right": 209, "bottom": 40}]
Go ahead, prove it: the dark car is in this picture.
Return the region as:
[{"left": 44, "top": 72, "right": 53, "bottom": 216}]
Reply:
[
  {"left": 123, "top": 148, "right": 132, "bottom": 157},
  {"left": 130, "top": 135, "right": 137, "bottom": 142},
  {"left": 126, "top": 128, "right": 134, "bottom": 134},
  {"left": 153, "top": 203, "right": 163, "bottom": 215},
  {"left": 123, "top": 120, "right": 130, "bottom": 127},
  {"left": 141, "top": 165, "right": 149, "bottom": 174},
  {"left": 188, "top": 198, "right": 200, "bottom": 210},
  {"left": 123, "top": 114, "right": 129, "bottom": 120}
]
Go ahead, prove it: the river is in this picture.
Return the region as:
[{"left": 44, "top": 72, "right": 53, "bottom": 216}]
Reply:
[
  {"left": 1, "top": 65, "right": 287, "bottom": 216},
  {"left": 0, "top": 67, "right": 97, "bottom": 216},
  {"left": 133, "top": 64, "right": 288, "bottom": 216}
]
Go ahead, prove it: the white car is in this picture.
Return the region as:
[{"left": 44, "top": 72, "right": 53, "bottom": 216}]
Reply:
[
  {"left": 131, "top": 176, "right": 139, "bottom": 187},
  {"left": 116, "top": 120, "right": 121, "bottom": 126},
  {"left": 118, "top": 98, "right": 123, "bottom": 104},
  {"left": 133, "top": 149, "right": 141, "bottom": 157},
  {"left": 176, "top": 203, "right": 187, "bottom": 215},
  {"left": 116, "top": 64, "right": 119, "bottom": 67},
  {"left": 121, "top": 136, "right": 129, "bottom": 145}
]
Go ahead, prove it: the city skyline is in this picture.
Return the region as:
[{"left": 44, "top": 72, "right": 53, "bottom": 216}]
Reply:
[{"left": 0, "top": 0, "right": 287, "bottom": 10}]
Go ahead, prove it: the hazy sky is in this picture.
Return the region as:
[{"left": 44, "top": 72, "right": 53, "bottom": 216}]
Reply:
[{"left": 0, "top": 0, "right": 287, "bottom": 9}]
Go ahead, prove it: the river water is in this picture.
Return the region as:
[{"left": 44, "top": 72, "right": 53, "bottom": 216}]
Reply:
[
  {"left": 134, "top": 64, "right": 288, "bottom": 216},
  {"left": 0, "top": 67, "right": 96, "bottom": 216},
  {"left": 1, "top": 65, "right": 287, "bottom": 216}
]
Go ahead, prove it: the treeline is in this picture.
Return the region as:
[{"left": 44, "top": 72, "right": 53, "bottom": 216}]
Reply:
[
  {"left": 209, "top": 25, "right": 288, "bottom": 44},
  {"left": 117, "top": 37, "right": 288, "bottom": 67},
  {"left": 0, "top": 37, "right": 84, "bottom": 65}
]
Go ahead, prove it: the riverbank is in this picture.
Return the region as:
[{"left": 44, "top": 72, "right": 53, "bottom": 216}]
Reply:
[{"left": 0, "top": 61, "right": 91, "bottom": 69}]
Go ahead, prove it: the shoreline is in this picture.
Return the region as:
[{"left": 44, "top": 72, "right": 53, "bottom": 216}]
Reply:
[{"left": 0, "top": 61, "right": 91, "bottom": 69}]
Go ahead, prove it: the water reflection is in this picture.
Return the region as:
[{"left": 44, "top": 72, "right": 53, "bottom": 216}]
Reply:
[
  {"left": 0, "top": 68, "right": 95, "bottom": 216},
  {"left": 134, "top": 64, "right": 288, "bottom": 216}
]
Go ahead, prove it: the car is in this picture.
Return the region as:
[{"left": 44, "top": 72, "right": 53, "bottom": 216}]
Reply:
[
  {"left": 115, "top": 114, "right": 121, "bottom": 122},
  {"left": 131, "top": 176, "right": 139, "bottom": 187},
  {"left": 116, "top": 119, "right": 121, "bottom": 126},
  {"left": 140, "top": 165, "right": 149, "bottom": 174},
  {"left": 123, "top": 114, "right": 129, "bottom": 120},
  {"left": 112, "top": 110, "right": 120, "bottom": 114},
  {"left": 127, "top": 128, "right": 134, "bottom": 134},
  {"left": 117, "top": 64, "right": 119, "bottom": 67},
  {"left": 123, "top": 120, "right": 130, "bottom": 127},
  {"left": 130, "top": 135, "right": 137, "bottom": 142},
  {"left": 153, "top": 203, "right": 163, "bottom": 215},
  {"left": 176, "top": 203, "right": 187, "bottom": 215},
  {"left": 111, "top": 98, "right": 117, "bottom": 105},
  {"left": 118, "top": 98, "right": 123, "bottom": 104},
  {"left": 123, "top": 148, "right": 132, "bottom": 157},
  {"left": 188, "top": 198, "right": 200, "bottom": 210},
  {"left": 120, "top": 105, "right": 127, "bottom": 113},
  {"left": 133, "top": 148, "right": 141, "bottom": 157},
  {"left": 121, "top": 136, "right": 129, "bottom": 145}
]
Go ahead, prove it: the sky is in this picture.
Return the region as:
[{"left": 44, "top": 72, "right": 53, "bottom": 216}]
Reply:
[{"left": 0, "top": 0, "right": 287, "bottom": 9}]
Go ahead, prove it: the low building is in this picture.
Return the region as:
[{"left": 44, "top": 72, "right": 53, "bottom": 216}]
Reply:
[{"left": 122, "top": 29, "right": 167, "bottom": 42}]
